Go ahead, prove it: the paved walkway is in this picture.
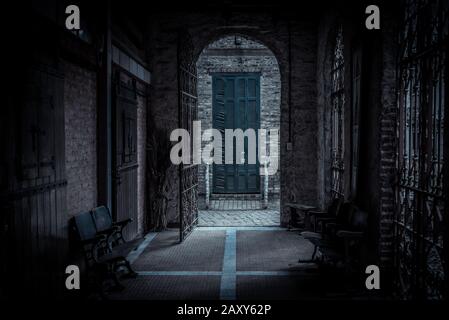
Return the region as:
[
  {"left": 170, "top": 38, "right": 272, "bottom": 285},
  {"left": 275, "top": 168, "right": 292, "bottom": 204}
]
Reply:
[
  {"left": 110, "top": 227, "right": 319, "bottom": 300},
  {"left": 208, "top": 199, "right": 279, "bottom": 210},
  {"left": 199, "top": 209, "right": 280, "bottom": 226},
  {"left": 199, "top": 198, "right": 280, "bottom": 226},
  {"left": 108, "top": 227, "right": 373, "bottom": 300}
]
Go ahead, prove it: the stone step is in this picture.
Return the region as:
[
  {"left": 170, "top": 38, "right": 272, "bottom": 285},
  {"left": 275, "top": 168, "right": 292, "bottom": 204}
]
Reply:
[
  {"left": 210, "top": 194, "right": 262, "bottom": 201},
  {"left": 209, "top": 199, "right": 264, "bottom": 210}
]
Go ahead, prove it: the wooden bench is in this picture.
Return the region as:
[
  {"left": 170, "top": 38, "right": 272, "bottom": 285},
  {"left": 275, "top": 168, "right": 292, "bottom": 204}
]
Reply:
[
  {"left": 71, "top": 208, "right": 137, "bottom": 296},
  {"left": 91, "top": 206, "right": 139, "bottom": 257}
]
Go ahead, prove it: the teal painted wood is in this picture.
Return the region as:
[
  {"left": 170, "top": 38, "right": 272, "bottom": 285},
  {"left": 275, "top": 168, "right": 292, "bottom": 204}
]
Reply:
[{"left": 212, "top": 73, "right": 260, "bottom": 194}]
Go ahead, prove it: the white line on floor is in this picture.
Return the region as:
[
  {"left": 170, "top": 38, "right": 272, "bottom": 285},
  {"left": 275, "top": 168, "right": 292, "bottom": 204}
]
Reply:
[
  {"left": 137, "top": 271, "right": 222, "bottom": 276},
  {"left": 220, "top": 228, "right": 237, "bottom": 300},
  {"left": 198, "top": 226, "right": 285, "bottom": 231},
  {"left": 127, "top": 232, "right": 158, "bottom": 264}
]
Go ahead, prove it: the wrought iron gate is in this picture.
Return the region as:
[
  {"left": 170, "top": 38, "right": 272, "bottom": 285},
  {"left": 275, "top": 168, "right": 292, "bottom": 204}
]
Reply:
[
  {"left": 330, "top": 25, "right": 346, "bottom": 198},
  {"left": 178, "top": 30, "right": 199, "bottom": 242},
  {"left": 395, "top": 0, "right": 448, "bottom": 299}
]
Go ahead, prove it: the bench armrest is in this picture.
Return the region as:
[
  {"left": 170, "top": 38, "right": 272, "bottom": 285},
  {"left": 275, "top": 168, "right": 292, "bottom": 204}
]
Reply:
[
  {"left": 113, "top": 218, "right": 133, "bottom": 228},
  {"left": 97, "top": 226, "right": 119, "bottom": 236},
  {"left": 316, "top": 217, "right": 336, "bottom": 223},
  {"left": 285, "top": 203, "right": 316, "bottom": 210},
  {"left": 323, "top": 222, "right": 346, "bottom": 234},
  {"left": 81, "top": 234, "right": 106, "bottom": 245},
  {"left": 306, "top": 210, "right": 327, "bottom": 216}
]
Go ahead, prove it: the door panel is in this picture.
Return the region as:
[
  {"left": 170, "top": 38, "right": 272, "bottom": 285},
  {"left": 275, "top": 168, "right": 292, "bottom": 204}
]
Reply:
[
  {"left": 112, "top": 72, "right": 138, "bottom": 241},
  {"left": 1, "top": 62, "right": 67, "bottom": 298},
  {"left": 213, "top": 74, "right": 260, "bottom": 194}
]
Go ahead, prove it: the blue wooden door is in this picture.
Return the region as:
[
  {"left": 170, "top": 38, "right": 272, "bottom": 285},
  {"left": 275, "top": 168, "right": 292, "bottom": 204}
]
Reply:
[{"left": 212, "top": 74, "right": 260, "bottom": 194}]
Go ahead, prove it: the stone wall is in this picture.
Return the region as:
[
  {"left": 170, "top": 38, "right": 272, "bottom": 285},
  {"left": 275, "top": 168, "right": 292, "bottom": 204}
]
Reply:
[
  {"left": 146, "top": 16, "right": 181, "bottom": 226},
  {"left": 63, "top": 61, "right": 98, "bottom": 217},
  {"left": 196, "top": 36, "right": 281, "bottom": 207}
]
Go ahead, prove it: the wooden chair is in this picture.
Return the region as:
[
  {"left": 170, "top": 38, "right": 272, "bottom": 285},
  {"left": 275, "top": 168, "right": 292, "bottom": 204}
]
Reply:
[
  {"left": 284, "top": 203, "right": 317, "bottom": 230},
  {"left": 298, "top": 201, "right": 352, "bottom": 263},
  {"left": 304, "top": 197, "right": 343, "bottom": 232},
  {"left": 299, "top": 203, "right": 368, "bottom": 270}
]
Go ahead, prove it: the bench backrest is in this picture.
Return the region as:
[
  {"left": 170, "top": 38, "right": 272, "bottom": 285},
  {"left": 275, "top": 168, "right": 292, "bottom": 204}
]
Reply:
[
  {"left": 73, "top": 211, "right": 97, "bottom": 241},
  {"left": 92, "top": 206, "right": 113, "bottom": 232}
]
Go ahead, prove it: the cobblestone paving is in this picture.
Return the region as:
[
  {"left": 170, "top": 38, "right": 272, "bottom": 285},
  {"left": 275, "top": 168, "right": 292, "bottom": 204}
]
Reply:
[
  {"left": 208, "top": 199, "right": 279, "bottom": 210},
  {"left": 199, "top": 209, "right": 280, "bottom": 226}
]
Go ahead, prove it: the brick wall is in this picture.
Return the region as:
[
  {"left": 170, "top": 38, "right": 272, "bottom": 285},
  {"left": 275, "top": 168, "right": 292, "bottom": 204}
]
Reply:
[
  {"left": 64, "top": 60, "right": 147, "bottom": 236},
  {"left": 63, "top": 61, "right": 97, "bottom": 217},
  {"left": 316, "top": 12, "right": 335, "bottom": 210},
  {"left": 196, "top": 35, "right": 281, "bottom": 206},
  {"left": 137, "top": 92, "right": 147, "bottom": 236},
  {"left": 147, "top": 16, "right": 181, "bottom": 225}
]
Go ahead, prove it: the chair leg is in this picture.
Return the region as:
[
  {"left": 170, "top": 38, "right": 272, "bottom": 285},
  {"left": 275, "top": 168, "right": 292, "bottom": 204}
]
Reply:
[
  {"left": 88, "top": 270, "right": 108, "bottom": 300},
  {"left": 343, "top": 240, "right": 351, "bottom": 275},
  {"left": 124, "top": 260, "right": 138, "bottom": 278},
  {"left": 100, "top": 262, "right": 122, "bottom": 292},
  {"left": 108, "top": 271, "right": 125, "bottom": 291},
  {"left": 298, "top": 244, "right": 318, "bottom": 263},
  {"left": 311, "top": 244, "right": 318, "bottom": 260}
]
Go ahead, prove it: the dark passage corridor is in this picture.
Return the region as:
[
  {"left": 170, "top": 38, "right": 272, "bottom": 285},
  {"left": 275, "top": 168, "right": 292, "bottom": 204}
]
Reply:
[{"left": 0, "top": 0, "right": 447, "bottom": 305}]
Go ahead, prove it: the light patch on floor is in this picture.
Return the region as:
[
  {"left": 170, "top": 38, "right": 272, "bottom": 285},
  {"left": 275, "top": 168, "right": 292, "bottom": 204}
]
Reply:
[
  {"left": 132, "top": 230, "right": 226, "bottom": 272},
  {"left": 199, "top": 209, "right": 280, "bottom": 226}
]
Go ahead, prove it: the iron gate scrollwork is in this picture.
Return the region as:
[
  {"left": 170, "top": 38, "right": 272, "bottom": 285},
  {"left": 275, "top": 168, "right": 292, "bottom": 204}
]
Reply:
[
  {"left": 178, "top": 30, "right": 199, "bottom": 242},
  {"left": 395, "top": 0, "right": 448, "bottom": 299},
  {"left": 330, "top": 25, "right": 345, "bottom": 198}
]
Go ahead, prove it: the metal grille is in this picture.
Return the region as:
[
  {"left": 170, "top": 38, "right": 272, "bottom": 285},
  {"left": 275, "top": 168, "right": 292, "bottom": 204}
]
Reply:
[
  {"left": 178, "top": 30, "right": 199, "bottom": 242},
  {"left": 330, "top": 25, "right": 345, "bottom": 198},
  {"left": 395, "top": 0, "right": 448, "bottom": 299}
]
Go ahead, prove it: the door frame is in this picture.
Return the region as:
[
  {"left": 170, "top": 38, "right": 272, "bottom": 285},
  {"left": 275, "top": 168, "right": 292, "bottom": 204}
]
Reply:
[{"left": 211, "top": 72, "right": 261, "bottom": 194}]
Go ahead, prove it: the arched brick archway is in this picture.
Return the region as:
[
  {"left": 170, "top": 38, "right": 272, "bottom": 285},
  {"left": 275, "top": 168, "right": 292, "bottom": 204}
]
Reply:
[
  {"left": 148, "top": 13, "right": 319, "bottom": 227},
  {"left": 190, "top": 29, "right": 287, "bottom": 226},
  {"left": 195, "top": 34, "right": 281, "bottom": 215}
]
